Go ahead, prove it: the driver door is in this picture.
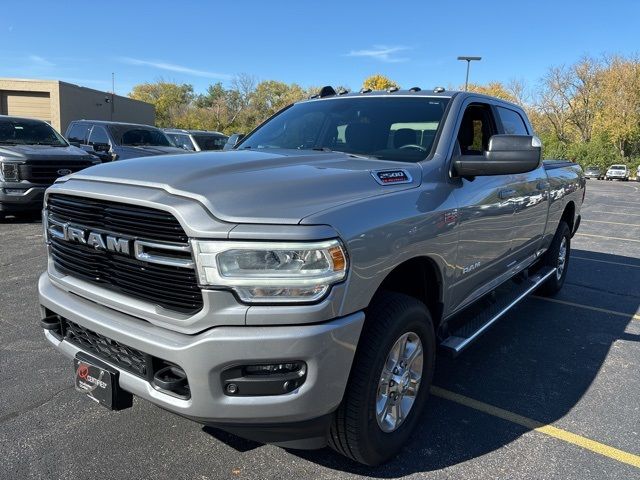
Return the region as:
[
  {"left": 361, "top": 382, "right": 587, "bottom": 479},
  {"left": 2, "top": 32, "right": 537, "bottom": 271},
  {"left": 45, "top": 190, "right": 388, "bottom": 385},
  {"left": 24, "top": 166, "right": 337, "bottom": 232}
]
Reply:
[{"left": 450, "top": 102, "right": 520, "bottom": 311}]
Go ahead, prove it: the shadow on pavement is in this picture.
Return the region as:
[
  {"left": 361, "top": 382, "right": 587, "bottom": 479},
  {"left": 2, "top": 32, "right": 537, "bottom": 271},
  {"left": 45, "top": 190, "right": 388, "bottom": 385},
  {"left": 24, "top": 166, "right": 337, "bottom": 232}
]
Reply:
[
  {"left": 0, "top": 211, "right": 42, "bottom": 224},
  {"left": 212, "top": 249, "right": 639, "bottom": 476}
]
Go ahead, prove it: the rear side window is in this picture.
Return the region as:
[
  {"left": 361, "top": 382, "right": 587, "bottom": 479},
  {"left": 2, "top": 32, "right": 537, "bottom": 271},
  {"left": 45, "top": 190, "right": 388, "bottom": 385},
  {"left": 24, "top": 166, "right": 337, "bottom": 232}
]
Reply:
[
  {"left": 193, "top": 134, "right": 227, "bottom": 151},
  {"left": 88, "top": 126, "right": 110, "bottom": 146},
  {"left": 497, "top": 107, "right": 528, "bottom": 135},
  {"left": 167, "top": 133, "right": 195, "bottom": 151},
  {"left": 67, "top": 123, "right": 90, "bottom": 144}
]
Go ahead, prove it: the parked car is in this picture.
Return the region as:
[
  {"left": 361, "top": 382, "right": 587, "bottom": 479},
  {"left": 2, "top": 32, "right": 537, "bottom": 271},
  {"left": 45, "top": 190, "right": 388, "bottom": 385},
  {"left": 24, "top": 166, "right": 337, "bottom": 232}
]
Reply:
[
  {"left": 636, "top": 165, "right": 640, "bottom": 182},
  {"left": 39, "top": 88, "right": 584, "bottom": 465},
  {"left": 164, "top": 129, "right": 228, "bottom": 152},
  {"left": 65, "top": 120, "right": 186, "bottom": 161},
  {"left": 0, "top": 115, "right": 98, "bottom": 217},
  {"left": 604, "top": 164, "right": 629, "bottom": 181},
  {"left": 584, "top": 166, "right": 603, "bottom": 180}
]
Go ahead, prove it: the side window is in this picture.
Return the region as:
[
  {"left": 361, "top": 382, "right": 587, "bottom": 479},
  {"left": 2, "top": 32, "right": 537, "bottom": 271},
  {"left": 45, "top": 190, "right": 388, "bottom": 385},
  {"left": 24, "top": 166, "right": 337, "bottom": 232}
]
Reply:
[
  {"left": 456, "top": 103, "right": 497, "bottom": 155},
  {"left": 88, "top": 126, "right": 110, "bottom": 146},
  {"left": 67, "top": 123, "right": 89, "bottom": 144},
  {"left": 497, "top": 107, "right": 529, "bottom": 135}
]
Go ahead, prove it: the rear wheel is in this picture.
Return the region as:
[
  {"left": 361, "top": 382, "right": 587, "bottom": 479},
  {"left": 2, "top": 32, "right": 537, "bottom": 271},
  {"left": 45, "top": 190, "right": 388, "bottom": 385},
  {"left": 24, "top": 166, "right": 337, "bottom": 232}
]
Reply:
[
  {"left": 538, "top": 221, "right": 571, "bottom": 296},
  {"left": 328, "top": 292, "right": 435, "bottom": 465}
]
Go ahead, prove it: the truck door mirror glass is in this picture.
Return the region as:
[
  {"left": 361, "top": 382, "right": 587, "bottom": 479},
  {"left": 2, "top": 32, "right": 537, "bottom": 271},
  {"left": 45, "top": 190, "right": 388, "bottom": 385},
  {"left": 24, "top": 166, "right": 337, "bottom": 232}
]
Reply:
[{"left": 453, "top": 134, "right": 541, "bottom": 177}]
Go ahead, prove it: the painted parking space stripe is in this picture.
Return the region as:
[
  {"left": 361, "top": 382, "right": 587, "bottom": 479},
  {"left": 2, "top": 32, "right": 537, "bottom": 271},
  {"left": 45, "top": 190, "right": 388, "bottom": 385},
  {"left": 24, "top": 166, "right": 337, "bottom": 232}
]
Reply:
[
  {"left": 430, "top": 386, "right": 640, "bottom": 469},
  {"left": 572, "top": 255, "right": 640, "bottom": 269},
  {"left": 583, "top": 219, "right": 640, "bottom": 227},
  {"left": 530, "top": 296, "right": 640, "bottom": 322},
  {"left": 575, "top": 233, "right": 640, "bottom": 244},
  {"left": 591, "top": 211, "right": 640, "bottom": 217}
]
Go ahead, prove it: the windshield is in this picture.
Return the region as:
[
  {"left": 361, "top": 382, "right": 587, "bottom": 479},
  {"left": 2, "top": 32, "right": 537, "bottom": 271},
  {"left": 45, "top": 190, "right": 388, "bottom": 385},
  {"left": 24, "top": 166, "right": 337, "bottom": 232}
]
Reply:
[
  {"left": 609, "top": 165, "right": 626, "bottom": 170},
  {"left": 110, "top": 125, "right": 173, "bottom": 147},
  {"left": 0, "top": 118, "right": 68, "bottom": 146},
  {"left": 239, "top": 96, "right": 450, "bottom": 162}
]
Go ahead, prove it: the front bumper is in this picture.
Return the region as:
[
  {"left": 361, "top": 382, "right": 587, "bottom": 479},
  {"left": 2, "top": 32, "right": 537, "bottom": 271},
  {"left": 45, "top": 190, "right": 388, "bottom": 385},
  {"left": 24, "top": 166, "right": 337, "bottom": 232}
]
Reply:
[
  {"left": 39, "top": 273, "right": 364, "bottom": 441},
  {"left": 0, "top": 184, "right": 46, "bottom": 211}
]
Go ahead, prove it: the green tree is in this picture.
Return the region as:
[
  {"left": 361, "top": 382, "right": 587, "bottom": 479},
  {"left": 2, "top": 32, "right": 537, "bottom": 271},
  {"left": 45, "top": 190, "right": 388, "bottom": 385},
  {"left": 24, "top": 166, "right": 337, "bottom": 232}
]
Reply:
[
  {"left": 250, "top": 80, "right": 306, "bottom": 122},
  {"left": 129, "top": 81, "right": 194, "bottom": 127},
  {"left": 362, "top": 74, "right": 399, "bottom": 91}
]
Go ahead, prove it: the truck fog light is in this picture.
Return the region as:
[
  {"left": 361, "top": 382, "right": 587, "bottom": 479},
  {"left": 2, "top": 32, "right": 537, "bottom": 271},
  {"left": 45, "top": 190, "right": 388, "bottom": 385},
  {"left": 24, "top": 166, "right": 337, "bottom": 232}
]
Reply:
[
  {"left": 243, "top": 362, "right": 306, "bottom": 375},
  {"left": 221, "top": 361, "right": 307, "bottom": 396}
]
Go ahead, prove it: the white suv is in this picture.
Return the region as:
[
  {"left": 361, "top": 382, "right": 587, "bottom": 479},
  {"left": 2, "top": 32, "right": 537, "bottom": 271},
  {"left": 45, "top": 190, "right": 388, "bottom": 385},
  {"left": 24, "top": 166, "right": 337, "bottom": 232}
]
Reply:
[{"left": 605, "top": 164, "right": 629, "bottom": 181}]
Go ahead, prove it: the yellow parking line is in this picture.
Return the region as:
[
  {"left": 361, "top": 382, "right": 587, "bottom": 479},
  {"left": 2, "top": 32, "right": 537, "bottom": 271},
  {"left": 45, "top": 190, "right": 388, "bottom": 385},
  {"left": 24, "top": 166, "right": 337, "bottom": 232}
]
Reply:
[
  {"left": 531, "top": 296, "right": 640, "bottom": 322},
  {"left": 430, "top": 386, "right": 640, "bottom": 469},
  {"left": 576, "top": 233, "right": 640, "bottom": 243},
  {"left": 573, "top": 255, "right": 640, "bottom": 269},
  {"left": 591, "top": 211, "right": 640, "bottom": 217},
  {"left": 585, "top": 219, "right": 640, "bottom": 227}
]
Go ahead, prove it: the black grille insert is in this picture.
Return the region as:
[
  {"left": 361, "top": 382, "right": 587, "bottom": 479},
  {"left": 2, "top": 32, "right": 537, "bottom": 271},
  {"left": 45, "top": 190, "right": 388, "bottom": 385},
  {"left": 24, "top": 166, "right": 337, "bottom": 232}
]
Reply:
[
  {"left": 47, "top": 194, "right": 188, "bottom": 243},
  {"left": 47, "top": 194, "right": 202, "bottom": 313},
  {"left": 63, "top": 318, "right": 150, "bottom": 378},
  {"left": 19, "top": 160, "right": 95, "bottom": 184}
]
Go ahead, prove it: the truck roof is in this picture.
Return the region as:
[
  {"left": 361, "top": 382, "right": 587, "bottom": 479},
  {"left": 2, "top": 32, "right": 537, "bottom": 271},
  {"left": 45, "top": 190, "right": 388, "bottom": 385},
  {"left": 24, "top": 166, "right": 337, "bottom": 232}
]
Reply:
[
  {"left": 0, "top": 114, "right": 50, "bottom": 124},
  {"left": 73, "top": 119, "right": 159, "bottom": 129},
  {"left": 300, "top": 88, "right": 523, "bottom": 110},
  {"left": 164, "top": 128, "right": 226, "bottom": 136}
]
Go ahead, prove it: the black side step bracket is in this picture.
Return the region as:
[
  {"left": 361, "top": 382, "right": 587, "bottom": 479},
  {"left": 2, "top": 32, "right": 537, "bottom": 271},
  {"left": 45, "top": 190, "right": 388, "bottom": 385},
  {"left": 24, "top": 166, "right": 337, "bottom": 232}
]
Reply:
[{"left": 440, "top": 266, "right": 556, "bottom": 356}]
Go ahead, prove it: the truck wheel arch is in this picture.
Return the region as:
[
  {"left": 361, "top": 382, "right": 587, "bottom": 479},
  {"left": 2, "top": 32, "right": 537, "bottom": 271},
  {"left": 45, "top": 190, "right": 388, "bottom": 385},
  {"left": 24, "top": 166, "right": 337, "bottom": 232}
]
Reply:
[
  {"left": 374, "top": 257, "right": 444, "bottom": 327},
  {"left": 561, "top": 201, "right": 576, "bottom": 233}
]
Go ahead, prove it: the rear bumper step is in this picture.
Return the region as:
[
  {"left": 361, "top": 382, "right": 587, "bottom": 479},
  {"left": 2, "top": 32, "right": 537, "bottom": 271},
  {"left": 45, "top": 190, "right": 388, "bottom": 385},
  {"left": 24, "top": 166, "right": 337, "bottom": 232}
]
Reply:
[{"left": 440, "top": 266, "right": 556, "bottom": 356}]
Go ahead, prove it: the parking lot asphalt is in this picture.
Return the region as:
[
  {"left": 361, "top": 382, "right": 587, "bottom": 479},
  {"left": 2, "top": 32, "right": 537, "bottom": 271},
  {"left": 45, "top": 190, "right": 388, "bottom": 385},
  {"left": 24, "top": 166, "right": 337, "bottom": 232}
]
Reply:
[{"left": 1, "top": 180, "right": 639, "bottom": 480}]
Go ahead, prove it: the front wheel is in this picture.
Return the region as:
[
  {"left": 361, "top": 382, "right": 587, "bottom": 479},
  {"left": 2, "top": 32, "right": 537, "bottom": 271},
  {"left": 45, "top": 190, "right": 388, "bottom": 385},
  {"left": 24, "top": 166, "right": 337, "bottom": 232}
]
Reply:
[
  {"left": 328, "top": 292, "right": 435, "bottom": 465},
  {"left": 538, "top": 221, "right": 571, "bottom": 296}
]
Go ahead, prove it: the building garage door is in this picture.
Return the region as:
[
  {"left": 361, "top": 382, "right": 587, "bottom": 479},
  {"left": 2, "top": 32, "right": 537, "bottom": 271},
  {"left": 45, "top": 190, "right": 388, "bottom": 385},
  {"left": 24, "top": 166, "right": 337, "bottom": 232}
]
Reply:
[{"left": 0, "top": 91, "right": 51, "bottom": 123}]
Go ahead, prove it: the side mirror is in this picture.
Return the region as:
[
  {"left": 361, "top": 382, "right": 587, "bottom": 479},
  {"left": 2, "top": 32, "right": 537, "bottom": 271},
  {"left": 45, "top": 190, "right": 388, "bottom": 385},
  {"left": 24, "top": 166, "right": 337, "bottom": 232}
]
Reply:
[
  {"left": 453, "top": 135, "right": 541, "bottom": 177},
  {"left": 223, "top": 133, "right": 245, "bottom": 150}
]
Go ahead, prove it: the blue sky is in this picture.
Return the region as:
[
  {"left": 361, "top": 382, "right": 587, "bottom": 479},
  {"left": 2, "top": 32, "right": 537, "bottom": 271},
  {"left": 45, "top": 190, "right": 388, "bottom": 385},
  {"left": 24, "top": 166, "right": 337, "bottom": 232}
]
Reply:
[{"left": 2, "top": 0, "right": 639, "bottom": 97}]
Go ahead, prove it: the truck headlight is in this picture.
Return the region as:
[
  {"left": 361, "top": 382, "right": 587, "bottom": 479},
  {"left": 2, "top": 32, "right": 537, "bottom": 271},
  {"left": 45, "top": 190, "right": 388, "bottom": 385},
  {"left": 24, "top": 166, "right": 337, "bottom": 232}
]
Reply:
[
  {"left": 0, "top": 162, "right": 21, "bottom": 182},
  {"left": 191, "top": 239, "right": 348, "bottom": 303}
]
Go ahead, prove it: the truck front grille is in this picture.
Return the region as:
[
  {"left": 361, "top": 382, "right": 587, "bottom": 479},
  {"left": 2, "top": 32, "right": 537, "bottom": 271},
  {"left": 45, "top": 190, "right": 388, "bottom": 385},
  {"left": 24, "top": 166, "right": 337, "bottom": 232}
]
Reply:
[
  {"left": 19, "top": 160, "right": 95, "bottom": 184},
  {"left": 47, "top": 194, "right": 203, "bottom": 313},
  {"left": 63, "top": 318, "right": 150, "bottom": 378}
]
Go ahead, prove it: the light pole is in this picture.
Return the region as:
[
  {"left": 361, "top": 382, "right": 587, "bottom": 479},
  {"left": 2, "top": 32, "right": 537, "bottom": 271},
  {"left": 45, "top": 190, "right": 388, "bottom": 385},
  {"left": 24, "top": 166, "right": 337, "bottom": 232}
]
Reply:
[
  {"left": 111, "top": 72, "right": 115, "bottom": 121},
  {"left": 457, "top": 56, "right": 482, "bottom": 91}
]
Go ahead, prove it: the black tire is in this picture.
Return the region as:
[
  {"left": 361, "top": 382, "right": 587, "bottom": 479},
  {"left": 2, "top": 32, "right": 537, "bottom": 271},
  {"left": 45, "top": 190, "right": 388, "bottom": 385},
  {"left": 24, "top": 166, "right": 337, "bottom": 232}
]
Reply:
[
  {"left": 538, "top": 221, "right": 571, "bottom": 296},
  {"left": 328, "top": 291, "right": 436, "bottom": 465}
]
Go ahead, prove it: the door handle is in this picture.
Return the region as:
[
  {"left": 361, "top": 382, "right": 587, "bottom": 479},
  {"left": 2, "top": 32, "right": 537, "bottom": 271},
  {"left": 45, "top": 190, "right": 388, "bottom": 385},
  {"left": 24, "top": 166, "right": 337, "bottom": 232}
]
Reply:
[{"left": 499, "top": 188, "right": 517, "bottom": 199}]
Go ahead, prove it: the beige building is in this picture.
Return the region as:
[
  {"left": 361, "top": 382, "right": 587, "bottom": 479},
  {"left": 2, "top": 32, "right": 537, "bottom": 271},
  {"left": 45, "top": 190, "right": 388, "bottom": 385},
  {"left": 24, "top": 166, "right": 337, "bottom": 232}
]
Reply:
[{"left": 0, "top": 78, "right": 155, "bottom": 134}]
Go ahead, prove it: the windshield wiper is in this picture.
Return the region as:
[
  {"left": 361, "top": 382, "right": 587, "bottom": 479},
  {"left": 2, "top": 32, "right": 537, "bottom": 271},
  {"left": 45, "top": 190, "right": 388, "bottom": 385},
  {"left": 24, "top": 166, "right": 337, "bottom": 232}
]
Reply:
[
  {"left": 309, "top": 147, "right": 379, "bottom": 159},
  {"left": 34, "top": 142, "right": 66, "bottom": 146}
]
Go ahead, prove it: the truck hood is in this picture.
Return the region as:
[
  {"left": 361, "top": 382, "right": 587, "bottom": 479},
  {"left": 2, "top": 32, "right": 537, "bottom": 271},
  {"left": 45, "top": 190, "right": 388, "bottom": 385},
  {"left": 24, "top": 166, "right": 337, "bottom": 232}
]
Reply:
[
  {"left": 69, "top": 149, "right": 422, "bottom": 224},
  {"left": 0, "top": 144, "right": 95, "bottom": 161},
  {"left": 115, "top": 145, "right": 188, "bottom": 157}
]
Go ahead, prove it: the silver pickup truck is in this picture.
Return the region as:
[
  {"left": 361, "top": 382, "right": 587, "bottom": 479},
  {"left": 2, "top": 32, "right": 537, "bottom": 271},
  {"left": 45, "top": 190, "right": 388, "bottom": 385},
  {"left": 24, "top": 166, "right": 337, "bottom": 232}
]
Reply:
[{"left": 38, "top": 88, "right": 584, "bottom": 465}]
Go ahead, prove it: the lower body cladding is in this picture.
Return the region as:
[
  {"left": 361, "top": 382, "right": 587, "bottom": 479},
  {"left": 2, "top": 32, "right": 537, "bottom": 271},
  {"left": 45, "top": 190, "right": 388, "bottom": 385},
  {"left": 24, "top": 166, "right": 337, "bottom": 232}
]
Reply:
[
  {"left": 38, "top": 273, "right": 365, "bottom": 449},
  {"left": 0, "top": 184, "right": 46, "bottom": 212}
]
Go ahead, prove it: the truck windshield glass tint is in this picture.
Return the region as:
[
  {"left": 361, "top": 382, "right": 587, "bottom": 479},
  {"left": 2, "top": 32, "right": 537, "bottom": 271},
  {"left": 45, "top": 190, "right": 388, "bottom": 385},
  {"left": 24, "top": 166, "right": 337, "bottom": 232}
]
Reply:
[
  {"left": 0, "top": 119, "right": 68, "bottom": 146},
  {"left": 240, "top": 97, "right": 450, "bottom": 162},
  {"left": 111, "top": 126, "right": 173, "bottom": 147}
]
